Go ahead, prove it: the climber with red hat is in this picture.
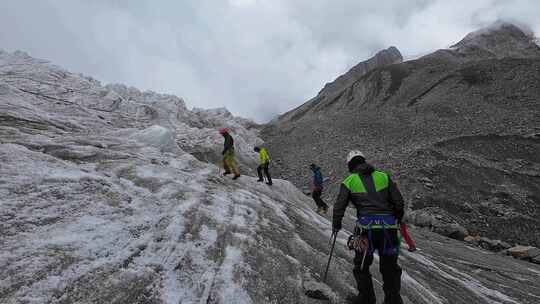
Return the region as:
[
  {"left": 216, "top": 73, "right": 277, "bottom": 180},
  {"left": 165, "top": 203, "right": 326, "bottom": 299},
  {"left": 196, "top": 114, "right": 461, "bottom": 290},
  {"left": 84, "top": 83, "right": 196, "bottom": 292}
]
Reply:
[{"left": 219, "top": 128, "right": 241, "bottom": 180}]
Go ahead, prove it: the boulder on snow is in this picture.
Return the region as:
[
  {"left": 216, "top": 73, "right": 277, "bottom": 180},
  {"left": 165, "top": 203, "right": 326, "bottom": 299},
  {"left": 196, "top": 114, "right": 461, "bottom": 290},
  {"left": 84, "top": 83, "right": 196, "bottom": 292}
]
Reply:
[
  {"left": 408, "top": 207, "right": 469, "bottom": 240},
  {"left": 464, "top": 235, "right": 480, "bottom": 246},
  {"left": 433, "top": 224, "right": 468, "bottom": 241},
  {"left": 408, "top": 210, "right": 433, "bottom": 227},
  {"left": 507, "top": 246, "right": 540, "bottom": 260},
  {"left": 478, "top": 237, "right": 511, "bottom": 251}
]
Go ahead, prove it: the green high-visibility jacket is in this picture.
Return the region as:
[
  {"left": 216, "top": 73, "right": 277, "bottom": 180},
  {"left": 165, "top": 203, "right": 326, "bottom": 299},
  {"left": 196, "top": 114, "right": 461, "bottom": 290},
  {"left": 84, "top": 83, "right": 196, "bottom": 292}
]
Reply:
[
  {"left": 332, "top": 163, "right": 405, "bottom": 231},
  {"left": 259, "top": 148, "right": 270, "bottom": 164}
]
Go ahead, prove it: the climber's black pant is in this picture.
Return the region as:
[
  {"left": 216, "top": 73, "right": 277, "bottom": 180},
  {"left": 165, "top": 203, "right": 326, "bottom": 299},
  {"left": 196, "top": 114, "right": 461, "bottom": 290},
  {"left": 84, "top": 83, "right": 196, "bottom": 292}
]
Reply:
[
  {"left": 311, "top": 188, "right": 328, "bottom": 210},
  {"left": 257, "top": 163, "right": 272, "bottom": 183},
  {"left": 352, "top": 229, "right": 403, "bottom": 304}
]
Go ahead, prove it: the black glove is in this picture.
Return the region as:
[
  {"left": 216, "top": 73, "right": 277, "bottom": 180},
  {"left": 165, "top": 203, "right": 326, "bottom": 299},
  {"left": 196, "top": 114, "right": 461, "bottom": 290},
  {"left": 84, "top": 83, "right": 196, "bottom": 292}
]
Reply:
[{"left": 333, "top": 219, "right": 342, "bottom": 233}]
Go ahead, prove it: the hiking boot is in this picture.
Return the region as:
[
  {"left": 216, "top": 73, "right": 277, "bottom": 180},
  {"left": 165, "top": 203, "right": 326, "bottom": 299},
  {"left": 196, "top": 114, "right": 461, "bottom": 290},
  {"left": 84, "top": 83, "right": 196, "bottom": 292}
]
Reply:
[
  {"left": 232, "top": 174, "right": 241, "bottom": 180},
  {"left": 266, "top": 181, "right": 273, "bottom": 186},
  {"left": 223, "top": 171, "right": 231, "bottom": 176},
  {"left": 257, "top": 179, "right": 264, "bottom": 182}
]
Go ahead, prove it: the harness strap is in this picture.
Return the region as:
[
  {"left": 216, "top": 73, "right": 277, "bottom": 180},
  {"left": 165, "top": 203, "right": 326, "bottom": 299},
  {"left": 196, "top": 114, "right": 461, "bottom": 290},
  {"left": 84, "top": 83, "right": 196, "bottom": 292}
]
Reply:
[
  {"left": 356, "top": 214, "right": 399, "bottom": 256},
  {"left": 357, "top": 215, "right": 398, "bottom": 229}
]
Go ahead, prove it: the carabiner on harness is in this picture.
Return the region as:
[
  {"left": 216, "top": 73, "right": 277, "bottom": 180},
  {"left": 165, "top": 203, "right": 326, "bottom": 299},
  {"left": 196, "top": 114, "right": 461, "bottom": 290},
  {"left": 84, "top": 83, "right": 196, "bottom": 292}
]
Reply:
[{"left": 347, "top": 225, "right": 369, "bottom": 252}]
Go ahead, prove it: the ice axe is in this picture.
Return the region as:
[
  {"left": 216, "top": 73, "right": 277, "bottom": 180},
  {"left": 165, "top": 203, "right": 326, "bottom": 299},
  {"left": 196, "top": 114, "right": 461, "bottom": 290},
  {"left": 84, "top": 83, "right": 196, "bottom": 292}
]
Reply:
[
  {"left": 323, "top": 231, "right": 338, "bottom": 283},
  {"left": 304, "top": 231, "right": 336, "bottom": 301}
]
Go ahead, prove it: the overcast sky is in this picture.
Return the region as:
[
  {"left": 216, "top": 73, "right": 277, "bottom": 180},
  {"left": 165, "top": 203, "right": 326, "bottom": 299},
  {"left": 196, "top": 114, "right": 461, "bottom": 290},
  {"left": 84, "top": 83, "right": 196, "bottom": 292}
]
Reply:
[{"left": 1, "top": 0, "right": 539, "bottom": 122}]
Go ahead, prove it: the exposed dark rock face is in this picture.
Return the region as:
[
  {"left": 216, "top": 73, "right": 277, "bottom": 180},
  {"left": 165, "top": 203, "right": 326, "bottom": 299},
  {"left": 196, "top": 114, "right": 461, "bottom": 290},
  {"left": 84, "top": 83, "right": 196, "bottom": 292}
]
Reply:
[
  {"left": 278, "top": 47, "right": 403, "bottom": 124},
  {"left": 451, "top": 22, "right": 540, "bottom": 59},
  {"left": 262, "top": 22, "right": 540, "bottom": 248},
  {"left": 319, "top": 46, "right": 403, "bottom": 96}
]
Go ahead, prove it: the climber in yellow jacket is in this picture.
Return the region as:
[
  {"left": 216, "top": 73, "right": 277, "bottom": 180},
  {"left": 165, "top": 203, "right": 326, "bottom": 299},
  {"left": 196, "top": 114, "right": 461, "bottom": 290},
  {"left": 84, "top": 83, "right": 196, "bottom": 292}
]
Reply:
[{"left": 254, "top": 146, "right": 272, "bottom": 185}]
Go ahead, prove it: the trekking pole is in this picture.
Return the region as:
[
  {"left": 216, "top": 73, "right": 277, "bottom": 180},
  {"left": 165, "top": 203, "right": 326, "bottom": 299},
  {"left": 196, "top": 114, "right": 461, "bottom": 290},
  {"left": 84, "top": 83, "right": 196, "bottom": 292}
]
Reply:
[
  {"left": 360, "top": 247, "right": 368, "bottom": 270},
  {"left": 323, "top": 231, "right": 338, "bottom": 283}
]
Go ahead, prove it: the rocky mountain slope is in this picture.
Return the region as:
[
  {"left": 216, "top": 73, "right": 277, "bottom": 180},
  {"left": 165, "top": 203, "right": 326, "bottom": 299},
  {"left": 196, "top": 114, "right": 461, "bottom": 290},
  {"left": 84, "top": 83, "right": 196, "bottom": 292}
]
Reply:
[
  {"left": 2, "top": 42, "right": 540, "bottom": 303},
  {"left": 262, "top": 22, "right": 540, "bottom": 248},
  {"left": 317, "top": 46, "right": 403, "bottom": 97}
]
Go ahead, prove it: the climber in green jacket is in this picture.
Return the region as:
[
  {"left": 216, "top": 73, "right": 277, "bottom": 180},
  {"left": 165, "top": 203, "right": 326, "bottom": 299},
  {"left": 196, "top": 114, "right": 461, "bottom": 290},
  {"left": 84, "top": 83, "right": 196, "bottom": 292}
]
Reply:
[
  {"left": 254, "top": 146, "right": 272, "bottom": 185},
  {"left": 333, "top": 150, "right": 405, "bottom": 304}
]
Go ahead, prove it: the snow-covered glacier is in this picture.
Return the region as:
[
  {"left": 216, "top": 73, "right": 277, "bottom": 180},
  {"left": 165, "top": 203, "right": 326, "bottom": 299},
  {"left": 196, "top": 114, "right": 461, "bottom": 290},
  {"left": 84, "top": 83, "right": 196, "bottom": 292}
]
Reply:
[{"left": 1, "top": 49, "right": 540, "bottom": 304}]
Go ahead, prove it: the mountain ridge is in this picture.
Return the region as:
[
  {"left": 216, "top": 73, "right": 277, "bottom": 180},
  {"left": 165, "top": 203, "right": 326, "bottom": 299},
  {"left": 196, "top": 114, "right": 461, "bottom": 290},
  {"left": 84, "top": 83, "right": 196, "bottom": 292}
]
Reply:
[
  {"left": 318, "top": 46, "right": 403, "bottom": 96},
  {"left": 262, "top": 22, "right": 540, "bottom": 249}
]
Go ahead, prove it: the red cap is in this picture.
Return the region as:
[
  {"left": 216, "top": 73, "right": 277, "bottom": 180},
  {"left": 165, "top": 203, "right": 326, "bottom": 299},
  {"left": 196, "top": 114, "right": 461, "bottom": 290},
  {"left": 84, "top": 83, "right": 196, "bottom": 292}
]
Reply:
[{"left": 218, "top": 128, "right": 229, "bottom": 135}]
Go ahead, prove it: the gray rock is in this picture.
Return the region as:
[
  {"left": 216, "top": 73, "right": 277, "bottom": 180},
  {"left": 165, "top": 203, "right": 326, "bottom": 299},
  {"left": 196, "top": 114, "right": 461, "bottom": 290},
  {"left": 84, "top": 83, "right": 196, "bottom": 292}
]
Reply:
[
  {"left": 464, "top": 235, "right": 480, "bottom": 246},
  {"left": 528, "top": 247, "right": 540, "bottom": 258},
  {"left": 408, "top": 207, "right": 469, "bottom": 240},
  {"left": 302, "top": 280, "right": 332, "bottom": 301},
  {"left": 434, "top": 223, "right": 469, "bottom": 241},
  {"left": 419, "top": 177, "right": 435, "bottom": 189},
  {"left": 462, "top": 202, "right": 474, "bottom": 212},
  {"left": 478, "top": 237, "right": 511, "bottom": 251},
  {"left": 508, "top": 246, "right": 540, "bottom": 260}
]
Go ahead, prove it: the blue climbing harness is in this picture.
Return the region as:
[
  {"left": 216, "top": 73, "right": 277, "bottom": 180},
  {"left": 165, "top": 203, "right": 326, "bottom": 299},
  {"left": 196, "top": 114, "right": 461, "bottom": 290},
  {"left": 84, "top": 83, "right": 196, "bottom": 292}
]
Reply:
[{"left": 356, "top": 214, "right": 400, "bottom": 256}]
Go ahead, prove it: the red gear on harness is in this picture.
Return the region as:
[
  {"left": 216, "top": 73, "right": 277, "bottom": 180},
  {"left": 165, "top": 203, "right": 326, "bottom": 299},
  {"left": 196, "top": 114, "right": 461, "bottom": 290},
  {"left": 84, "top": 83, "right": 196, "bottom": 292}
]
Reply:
[{"left": 400, "top": 223, "right": 416, "bottom": 252}]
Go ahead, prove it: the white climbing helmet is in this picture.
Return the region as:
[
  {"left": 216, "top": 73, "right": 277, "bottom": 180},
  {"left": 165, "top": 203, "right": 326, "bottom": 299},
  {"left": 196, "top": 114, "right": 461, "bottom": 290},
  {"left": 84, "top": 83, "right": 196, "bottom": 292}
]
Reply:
[{"left": 346, "top": 150, "right": 365, "bottom": 163}]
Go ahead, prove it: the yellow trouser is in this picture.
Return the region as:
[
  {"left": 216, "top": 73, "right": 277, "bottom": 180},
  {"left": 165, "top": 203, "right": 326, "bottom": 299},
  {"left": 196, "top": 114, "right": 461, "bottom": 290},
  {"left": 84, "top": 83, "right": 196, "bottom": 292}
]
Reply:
[{"left": 223, "top": 149, "right": 240, "bottom": 175}]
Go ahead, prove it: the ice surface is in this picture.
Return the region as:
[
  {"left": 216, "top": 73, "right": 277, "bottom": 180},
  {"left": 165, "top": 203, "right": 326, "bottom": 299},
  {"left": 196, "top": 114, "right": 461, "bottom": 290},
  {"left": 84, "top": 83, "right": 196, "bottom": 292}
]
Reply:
[{"left": 131, "top": 125, "right": 176, "bottom": 151}]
